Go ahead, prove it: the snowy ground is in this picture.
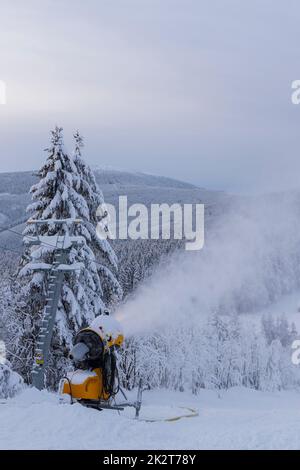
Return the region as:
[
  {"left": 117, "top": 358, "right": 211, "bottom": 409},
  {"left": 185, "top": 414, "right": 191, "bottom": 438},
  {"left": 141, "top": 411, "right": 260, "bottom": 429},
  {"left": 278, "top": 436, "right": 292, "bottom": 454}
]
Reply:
[{"left": 1, "top": 386, "right": 300, "bottom": 449}]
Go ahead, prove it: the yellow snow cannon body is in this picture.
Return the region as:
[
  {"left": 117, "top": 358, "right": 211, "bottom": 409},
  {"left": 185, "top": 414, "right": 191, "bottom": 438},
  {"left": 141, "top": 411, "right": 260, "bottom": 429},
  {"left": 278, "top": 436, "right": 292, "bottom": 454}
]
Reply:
[
  {"left": 59, "top": 313, "right": 142, "bottom": 417},
  {"left": 61, "top": 367, "right": 110, "bottom": 401}
]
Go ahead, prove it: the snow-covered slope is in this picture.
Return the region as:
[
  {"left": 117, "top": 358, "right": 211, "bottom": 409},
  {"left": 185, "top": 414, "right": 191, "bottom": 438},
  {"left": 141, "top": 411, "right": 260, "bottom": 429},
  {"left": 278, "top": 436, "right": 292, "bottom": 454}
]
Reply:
[{"left": 1, "top": 386, "right": 300, "bottom": 449}]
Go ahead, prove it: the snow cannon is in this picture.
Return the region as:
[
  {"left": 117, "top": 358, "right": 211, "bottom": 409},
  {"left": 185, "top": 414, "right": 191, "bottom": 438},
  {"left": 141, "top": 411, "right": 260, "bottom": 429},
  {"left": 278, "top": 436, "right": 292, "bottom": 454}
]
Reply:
[
  {"left": 60, "top": 314, "right": 123, "bottom": 403},
  {"left": 59, "top": 312, "right": 143, "bottom": 417}
]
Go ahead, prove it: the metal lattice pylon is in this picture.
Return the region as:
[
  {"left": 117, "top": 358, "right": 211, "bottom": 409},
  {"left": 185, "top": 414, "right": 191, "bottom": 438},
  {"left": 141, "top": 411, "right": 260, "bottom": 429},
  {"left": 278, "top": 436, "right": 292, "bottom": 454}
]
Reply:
[{"left": 26, "top": 219, "right": 83, "bottom": 390}]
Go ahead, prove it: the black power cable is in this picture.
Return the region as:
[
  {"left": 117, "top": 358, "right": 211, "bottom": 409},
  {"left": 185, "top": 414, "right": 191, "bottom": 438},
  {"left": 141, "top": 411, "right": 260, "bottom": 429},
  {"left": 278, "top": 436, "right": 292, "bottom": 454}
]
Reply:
[
  {"left": 102, "top": 349, "right": 120, "bottom": 399},
  {"left": 61, "top": 376, "right": 74, "bottom": 405}
]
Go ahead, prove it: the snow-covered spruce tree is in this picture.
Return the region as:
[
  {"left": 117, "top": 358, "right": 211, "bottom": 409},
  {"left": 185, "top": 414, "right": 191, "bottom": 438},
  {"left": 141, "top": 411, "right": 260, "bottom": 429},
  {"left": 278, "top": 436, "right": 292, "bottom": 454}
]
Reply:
[
  {"left": 11, "top": 127, "right": 121, "bottom": 387},
  {"left": 72, "top": 131, "right": 122, "bottom": 305}
]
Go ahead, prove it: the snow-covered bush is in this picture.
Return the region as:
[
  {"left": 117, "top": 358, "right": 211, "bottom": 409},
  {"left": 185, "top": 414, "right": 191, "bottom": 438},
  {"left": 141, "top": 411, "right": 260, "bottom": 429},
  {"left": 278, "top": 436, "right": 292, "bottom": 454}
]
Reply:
[{"left": 0, "top": 362, "right": 23, "bottom": 399}]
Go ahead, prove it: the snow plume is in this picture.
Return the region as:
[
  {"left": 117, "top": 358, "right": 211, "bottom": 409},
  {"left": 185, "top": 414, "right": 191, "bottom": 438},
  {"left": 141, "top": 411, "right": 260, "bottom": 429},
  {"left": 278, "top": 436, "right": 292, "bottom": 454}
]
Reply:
[{"left": 116, "top": 191, "right": 300, "bottom": 336}]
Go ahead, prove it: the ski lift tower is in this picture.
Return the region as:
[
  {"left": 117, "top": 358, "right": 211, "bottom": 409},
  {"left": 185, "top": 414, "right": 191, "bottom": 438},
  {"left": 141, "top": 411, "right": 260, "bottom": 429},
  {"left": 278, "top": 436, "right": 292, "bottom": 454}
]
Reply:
[{"left": 24, "top": 218, "right": 84, "bottom": 390}]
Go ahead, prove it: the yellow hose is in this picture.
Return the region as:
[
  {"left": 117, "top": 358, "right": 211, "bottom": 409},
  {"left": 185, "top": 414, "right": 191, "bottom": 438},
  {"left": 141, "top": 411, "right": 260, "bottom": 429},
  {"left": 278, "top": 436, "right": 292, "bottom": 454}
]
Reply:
[{"left": 141, "top": 407, "right": 199, "bottom": 423}]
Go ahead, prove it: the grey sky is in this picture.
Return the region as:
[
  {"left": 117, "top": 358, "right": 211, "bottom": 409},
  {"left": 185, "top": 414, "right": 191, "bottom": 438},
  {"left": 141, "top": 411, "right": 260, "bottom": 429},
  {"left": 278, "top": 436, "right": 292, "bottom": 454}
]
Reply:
[{"left": 0, "top": 0, "right": 299, "bottom": 193}]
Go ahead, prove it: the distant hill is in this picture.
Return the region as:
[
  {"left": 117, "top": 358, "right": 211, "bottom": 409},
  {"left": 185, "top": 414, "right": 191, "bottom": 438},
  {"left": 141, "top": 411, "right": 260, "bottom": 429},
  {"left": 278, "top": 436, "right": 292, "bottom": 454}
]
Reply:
[
  {"left": 93, "top": 167, "right": 197, "bottom": 190},
  {"left": 0, "top": 168, "right": 196, "bottom": 195},
  {"left": 0, "top": 168, "right": 234, "bottom": 252}
]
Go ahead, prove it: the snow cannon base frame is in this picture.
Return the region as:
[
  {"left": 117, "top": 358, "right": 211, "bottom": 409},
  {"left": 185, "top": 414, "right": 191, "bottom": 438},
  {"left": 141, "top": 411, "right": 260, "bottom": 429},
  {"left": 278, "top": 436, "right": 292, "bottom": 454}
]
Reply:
[
  {"left": 78, "top": 379, "right": 143, "bottom": 419},
  {"left": 59, "top": 373, "right": 143, "bottom": 418}
]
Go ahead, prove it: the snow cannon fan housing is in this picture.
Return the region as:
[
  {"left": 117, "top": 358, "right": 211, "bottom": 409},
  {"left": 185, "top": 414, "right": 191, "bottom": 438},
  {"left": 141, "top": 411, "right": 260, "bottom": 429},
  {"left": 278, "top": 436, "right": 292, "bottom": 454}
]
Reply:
[{"left": 60, "top": 315, "right": 124, "bottom": 404}]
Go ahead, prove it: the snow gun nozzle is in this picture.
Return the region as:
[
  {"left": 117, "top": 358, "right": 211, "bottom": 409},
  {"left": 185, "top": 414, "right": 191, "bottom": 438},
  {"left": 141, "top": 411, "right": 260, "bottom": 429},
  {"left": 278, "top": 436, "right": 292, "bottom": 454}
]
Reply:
[{"left": 69, "top": 342, "right": 89, "bottom": 363}]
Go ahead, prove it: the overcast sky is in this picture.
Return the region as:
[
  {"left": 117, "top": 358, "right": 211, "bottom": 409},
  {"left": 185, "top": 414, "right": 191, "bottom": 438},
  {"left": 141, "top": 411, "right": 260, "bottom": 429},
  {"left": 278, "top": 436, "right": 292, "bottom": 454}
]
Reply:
[{"left": 0, "top": 0, "right": 299, "bottom": 193}]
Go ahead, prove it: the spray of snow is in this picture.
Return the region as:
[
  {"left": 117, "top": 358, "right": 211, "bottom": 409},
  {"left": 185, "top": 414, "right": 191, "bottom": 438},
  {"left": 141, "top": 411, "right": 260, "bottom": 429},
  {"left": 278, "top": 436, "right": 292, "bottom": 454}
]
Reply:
[{"left": 116, "top": 192, "right": 300, "bottom": 336}]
